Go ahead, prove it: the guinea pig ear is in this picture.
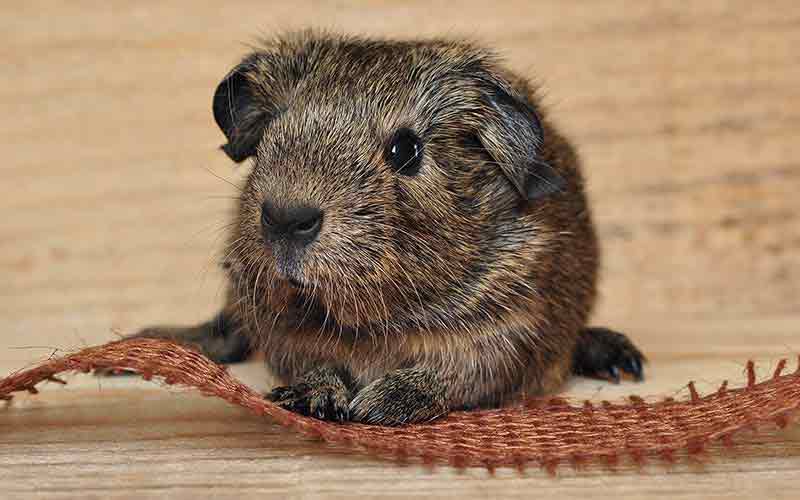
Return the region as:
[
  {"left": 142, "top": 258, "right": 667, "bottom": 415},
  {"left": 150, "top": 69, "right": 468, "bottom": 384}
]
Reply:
[
  {"left": 477, "top": 86, "right": 566, "bottom": 201},
  {"left": 212, "top": 61, "right": 273, "bottom": 163}
]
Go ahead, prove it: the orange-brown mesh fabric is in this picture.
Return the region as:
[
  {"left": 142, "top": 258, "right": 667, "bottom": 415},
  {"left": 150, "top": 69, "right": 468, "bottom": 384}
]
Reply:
[{"left": 2, "top": 338, "right": 798, "bottom": 471}]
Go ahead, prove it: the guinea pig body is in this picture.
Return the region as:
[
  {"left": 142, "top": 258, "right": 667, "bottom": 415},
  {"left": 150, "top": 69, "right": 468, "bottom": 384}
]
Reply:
[{"left": 130, "top": 31, "right": 644, "bottom": 425}]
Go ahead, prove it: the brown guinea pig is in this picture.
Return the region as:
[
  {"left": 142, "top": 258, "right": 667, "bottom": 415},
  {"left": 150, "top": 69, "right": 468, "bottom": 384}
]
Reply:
[{"left": 125, "top": 30, "right": 645, "bottom": 425}]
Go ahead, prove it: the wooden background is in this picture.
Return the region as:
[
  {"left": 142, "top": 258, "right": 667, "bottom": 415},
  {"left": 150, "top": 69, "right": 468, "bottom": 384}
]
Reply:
[{"left": 1, "top": 1, "right": 799, "bottom": 498}]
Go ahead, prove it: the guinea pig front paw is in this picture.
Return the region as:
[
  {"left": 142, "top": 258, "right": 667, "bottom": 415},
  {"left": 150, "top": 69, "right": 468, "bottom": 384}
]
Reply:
[
  {"left": 348, "top": 369, "right": 449, "bottom": 426},
  {"left": 266, "top": 382, "right": 350, "bottom": 422}
]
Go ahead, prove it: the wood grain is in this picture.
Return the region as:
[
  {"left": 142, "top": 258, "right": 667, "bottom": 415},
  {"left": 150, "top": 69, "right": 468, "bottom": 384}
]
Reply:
[{"left": 1, "top": 1, "right": 798, "bottom": 498}]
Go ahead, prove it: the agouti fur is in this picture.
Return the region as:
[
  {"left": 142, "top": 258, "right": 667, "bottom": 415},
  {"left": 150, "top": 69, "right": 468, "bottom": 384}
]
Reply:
[{"left": 123, "top": 31, "right": 645, "bottom": 425}]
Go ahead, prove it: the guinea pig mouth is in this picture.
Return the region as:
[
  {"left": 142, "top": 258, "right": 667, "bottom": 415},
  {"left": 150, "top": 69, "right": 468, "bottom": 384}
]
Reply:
[
  {"left": 276, "top": 266, "right": 305, "bottom": 289},
  {"left": 271, "top": 245, "right": 307, "bottom": 285}
]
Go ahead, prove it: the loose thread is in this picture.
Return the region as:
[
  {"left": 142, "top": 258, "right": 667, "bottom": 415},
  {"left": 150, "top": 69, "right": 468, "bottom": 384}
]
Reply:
[
  {"left": 773, "top": 359, "right": 787, "bottom": 379},
  {"left": 688, "top": 382, "right": 700, "bottom": 403},
  {"left": 746, "top": 361, "right": 756, "bottom": 388}
]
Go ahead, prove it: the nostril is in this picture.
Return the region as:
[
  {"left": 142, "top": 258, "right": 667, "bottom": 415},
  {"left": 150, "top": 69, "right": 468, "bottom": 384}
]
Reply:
[
  {"left": 289, "top": 209, "right": 323, "bottom": 240},
  {"left": 261, "top": 201, "right": 275, "bottom": 228},
  {"left": 294, "top": 215, "right": 321, "bottom": 235},
  {"left": 261, "top": 200, "right": 322, "bottom": 243}
]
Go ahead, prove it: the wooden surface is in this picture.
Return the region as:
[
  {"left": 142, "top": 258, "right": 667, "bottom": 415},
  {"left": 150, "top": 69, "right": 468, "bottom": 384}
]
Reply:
[{"left": 2, "top": 1, "right": 799, "bottom": 498}]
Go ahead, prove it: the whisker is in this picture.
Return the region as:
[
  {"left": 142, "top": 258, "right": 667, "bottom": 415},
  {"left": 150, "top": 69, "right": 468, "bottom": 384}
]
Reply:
[{"left": 201, "top": 165, "right": 244, "bottom": 193}]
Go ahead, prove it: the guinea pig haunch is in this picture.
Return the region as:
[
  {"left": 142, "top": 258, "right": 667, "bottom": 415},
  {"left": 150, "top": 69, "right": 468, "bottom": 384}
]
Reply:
[
  {"left": 2, "top": 339, "right": 799, "bottom": 472},
  {"left": 116, "top": 31, "right": 646, "bottom": 425}
]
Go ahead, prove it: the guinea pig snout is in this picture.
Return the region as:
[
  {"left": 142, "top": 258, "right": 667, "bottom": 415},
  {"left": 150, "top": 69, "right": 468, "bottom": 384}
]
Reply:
[{"left": 260, "top": 200, "right": 323, "bottom": 246}]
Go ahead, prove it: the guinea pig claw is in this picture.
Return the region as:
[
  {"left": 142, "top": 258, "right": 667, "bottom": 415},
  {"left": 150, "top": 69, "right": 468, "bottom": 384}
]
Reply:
[
  {"left": 608, "top": 365, "right": 621, "bottom": 384},
  {"left": 623, "top": 358, "right": 644, "bottom": 381},
  {"left": 267, "top": 382, "right": 350, "bottom": 423}
]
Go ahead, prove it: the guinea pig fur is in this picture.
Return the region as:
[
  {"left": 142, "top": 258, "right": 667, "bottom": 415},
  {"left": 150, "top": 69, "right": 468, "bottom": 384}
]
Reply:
[{"left": 126, "top": 31, "right": 645, "bottom": 426}]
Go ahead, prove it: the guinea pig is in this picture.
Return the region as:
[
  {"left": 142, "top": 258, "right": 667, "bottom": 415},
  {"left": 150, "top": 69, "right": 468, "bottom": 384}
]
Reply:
[{"left": 124, "top": 30, "right": 645, "bottom": 425}]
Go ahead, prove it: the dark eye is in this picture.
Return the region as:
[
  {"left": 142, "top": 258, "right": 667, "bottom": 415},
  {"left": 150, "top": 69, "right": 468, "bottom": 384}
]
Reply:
[{"left": 385, "top": 128, "right": 423, "bottom": 175}]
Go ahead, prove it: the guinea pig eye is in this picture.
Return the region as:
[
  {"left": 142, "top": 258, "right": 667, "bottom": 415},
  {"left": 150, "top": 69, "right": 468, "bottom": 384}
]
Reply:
[{"left": 385, "top": 128, "right": 423, "bottom": 175}]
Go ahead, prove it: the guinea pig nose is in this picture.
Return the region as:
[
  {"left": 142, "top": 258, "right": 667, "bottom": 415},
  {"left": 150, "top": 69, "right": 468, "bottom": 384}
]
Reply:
[
  {"left": 286, "top": 206, "right": 323, "bottom": 240},
  {"left": 261, "top": 201, "right": 323, "bottom": 244}
]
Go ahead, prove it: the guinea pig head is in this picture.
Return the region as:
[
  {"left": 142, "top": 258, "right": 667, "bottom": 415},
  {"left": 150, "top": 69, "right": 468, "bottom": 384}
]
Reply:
[{"left": 214, "top": 35, "right": 566, "bottom": 332}]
